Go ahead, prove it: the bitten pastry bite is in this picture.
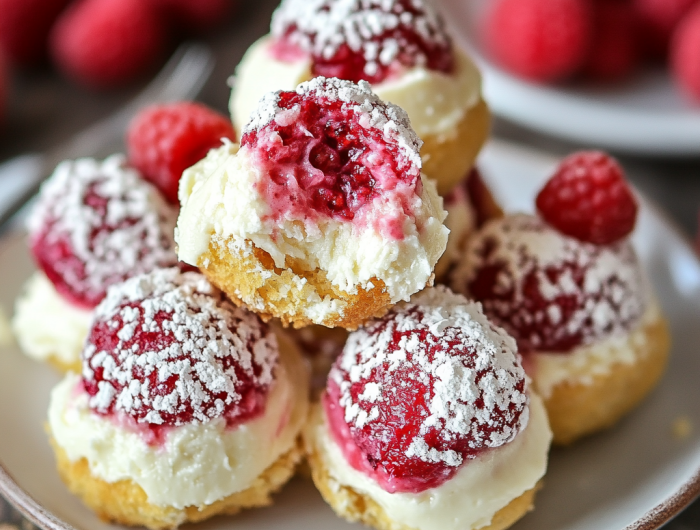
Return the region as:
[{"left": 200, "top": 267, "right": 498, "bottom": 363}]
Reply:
[
  {"left": 48, "top": 268, "right": 309, "bottom": 529},
  {"left": 229, "top": 0, "right": 490, "bottom": 194},
  {"left": 12, "top": 155, "right": 178, "bottom": 372},
  {"left": 451, "top": 152, "right": 670, "bottom": 445},
  {"left": 177, "top": 77, "right": 448, "bottom": 329},
  {"left": 305, "top": 286, "right": 552, "bottom": 530}
]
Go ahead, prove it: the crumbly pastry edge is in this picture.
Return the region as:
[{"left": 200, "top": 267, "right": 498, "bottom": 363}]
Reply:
[
  {"left": 303, "top": 403, "right": 541, "bottom": 530},
  {"left": 538, "top": 310, "right": 671, "bottom": 445},
  {"left": 50, "top": 435, "right": 305, "bottom": 530}
]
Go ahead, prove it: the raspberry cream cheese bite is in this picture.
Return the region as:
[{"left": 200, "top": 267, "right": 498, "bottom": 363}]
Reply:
[
  {"left": 451, "top": 153, "right": 670, "bottom": 445},
  {"left": 48, "top": 268, "right": 309, "bottom": 529},
  {"left": 229, "top": 0, "right": 489, "bottom": 195},
  {"left": 12, "top": 155, "right": 178, "bottom": 372},
  {"left": 305, "top": 286, "right": 552, "bottom": 530},
  {"left": 177, "top": 77, "right": 448, "bottom": 329}
]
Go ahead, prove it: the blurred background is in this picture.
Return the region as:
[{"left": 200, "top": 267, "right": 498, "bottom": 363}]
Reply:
[{"left": 0, "top": 0, "right": 699, "bottom": 527}]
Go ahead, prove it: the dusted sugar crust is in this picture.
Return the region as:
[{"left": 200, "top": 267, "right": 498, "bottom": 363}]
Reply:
[
  {"left": 83, "top": 268, "right": 278, "bottom": 429},
  {"left": 28, "top": 155, "right": 178, "bottom": 309},
  {"left": 452, "top": 214, "right": 647, "bottom": 354},
  {"left": 327, "top": 286, "right": 529, "bottom": 492},
  {"left": 270, "top": 0, "right": 454, "bottom": 84},
  {"left": 51, "top": 436, "right": 303, "bottom": 530},
  {"left": 177, "top": 78, "right": 448, "bottom": 328}
]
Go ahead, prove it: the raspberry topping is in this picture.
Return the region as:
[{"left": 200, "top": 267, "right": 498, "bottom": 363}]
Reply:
[
  {"left": 536, "top": 151, "right": 638, "bottom": 246},
  {"left": 453, "top": 214, "right": 647, "bottom": 354},
  {"left": 270, "top": 0, "right": 454, "bottom": 84},
  {"left": 28, "top": 155, "right": 178, "bottom": 309},
  {"left": 83, "top": 268, "right": 278, "bottom": 430},
  {"left": 326, "top": 286, "right": 528, "bottom": 493},
  {"left": 484, "top": 0, "right": 593, "bottom": 82},
  {"left": 241, "top": 77, "right": 422, "bottom": 236},
  {"left": 127, "top": 101, "right": 237, "bottom": 204}
]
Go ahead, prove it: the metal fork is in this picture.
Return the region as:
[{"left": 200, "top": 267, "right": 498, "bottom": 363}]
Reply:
[{"left": 0, "top": 41, "right": 214, "bottom": 232}]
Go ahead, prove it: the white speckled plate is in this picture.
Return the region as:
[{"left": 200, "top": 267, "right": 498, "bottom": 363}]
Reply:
[
  {"left": 437, "top": 0, "right": 700, "bottom": 156},
  {"left": 1, "top": 139, "right": 700, "bottom": 530}
]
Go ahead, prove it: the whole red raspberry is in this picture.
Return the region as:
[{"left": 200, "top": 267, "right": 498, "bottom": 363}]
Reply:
[
  {"left": 49, "top": 0, "right": 167, "bottom": 89},
  {"left": 0, "top": 0, "right": 70, "bottom": 66},
  {"left": 583, "top": 1, "right": 639, "bottom": 82},
  {"left": 484, "top": 0, "right": 593, "bottom": 82},
  {"left": 671, "top": 5, "right": 700, "bottom": 102},
  {"left": 536, "top": 151, "right": 638, "bottom": 245},
  {"left": 127, "top": 102, "right": 236, "bottom": 204},
  {"left": 148, "top": 0, "right": 234, "bottom": 33},
  {"left": 632, "top": 0, "right": 699, "bottom": 60}
]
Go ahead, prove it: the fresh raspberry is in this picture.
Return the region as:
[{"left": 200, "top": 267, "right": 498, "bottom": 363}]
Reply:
[
  {"left": 127, "top": 102, "right": 236, "bottom": 204},
  {"left": 29, "top": 155, "right": 178, "bottom": 309},
  {"left": 0, "top": 52, "right": 7, "bottom": 123},
  {"left": 453, "top": 214, "right": 647, "bottom": 354},
  {"left": 0, "top": 0, "right": 70, "bottom": 66},
  {"left": 484, "top": 0, "right": 593, "bottom": 82},
  {"left": 632, "top": 0, "right": 698, "bottom": 60},
  {"left": 583, "top": 1, "right": 639, "bottom": 81},
  {"left": 83, "top": 269, "right": 278, "bottom": 438},
  {"left": 270, "top": 0, "right": 453, "bottom": 84},
  {"left": 464, "top": 168, "right": 503, "bottom": 227},
  {"left": 536, "top": 151, "right": 638, "bottom": 245},
  {"left": 241, "top": 77, "right": 422, "bottom": 232},
  {"left": 325, "top": 287, "right": 527, "bottom": 493},
  {"left": 671, "top": 5, "right": 700, "bottom": 102},
  {"left": 148, "top": 0, "right": 234, "bottom": 33},
  {"left": 49, "top": 0, "right": 167, "bottom": 89}
]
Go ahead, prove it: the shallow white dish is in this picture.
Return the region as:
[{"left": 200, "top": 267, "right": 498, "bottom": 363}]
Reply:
[
  {"left": 437, "top": 0, "right": 700, "bottom": 156},
  {"left": 1, "top": 139, "right": 700, "bottom": 530}
]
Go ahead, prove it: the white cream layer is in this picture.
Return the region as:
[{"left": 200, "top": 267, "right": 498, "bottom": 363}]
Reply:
[
  {"left": 49, "top": 333, "right": 309, "bottom": 509},
  {"left": 229, "top": 36, "right": 482, "bottom": 140},
  {"left": 308, "top": 392, "right": 551, "bottom": 530},
  {"left": 176, "top": 143, "right": 448, "bottom": 321},
  {"left": 533, "top": 300, "right": 662, "bottom": 399},
  {"left": 12, "top": 272, "right": 92, "bottom": 367},
  {"left": 434, "top": 187, "right": 477, "bottom": 280}
]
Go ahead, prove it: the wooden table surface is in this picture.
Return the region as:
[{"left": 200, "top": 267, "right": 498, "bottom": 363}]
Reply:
[{"left": 0, "top": 0, "right": 699, "bottom": 528}]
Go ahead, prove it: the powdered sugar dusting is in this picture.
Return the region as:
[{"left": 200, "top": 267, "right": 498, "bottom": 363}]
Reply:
[
  {"left": 244, "top": 77, "right": 422, "bottom": 170},
  {"left": 28, "top": 155, "right": 178, "bottom": 309},
  {"left": 330, "top": 285, "right": 528, "bottom": 472},
  {"left": 453, "top": 214, "right": 647, "bottom": 353},
  {"left": 82, "top": 268, "right": 279, "bottom": 427},
  {"left": 271, "top": 0, "right": 451, "bottom": 80}
]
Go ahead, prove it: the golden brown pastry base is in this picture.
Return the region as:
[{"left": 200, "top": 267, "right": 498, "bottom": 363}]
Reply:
[
  {"left": 421, "top": 99, "right": 490, "bottom": 196},
  {"left": 304, "top": 404, "right": 539, "bottom": 530},
  {"left": 51, "top": 436, "right": 304, "bottom": 530},
  {"left": 198, "top": 236, "right": 394, "bottom": 329},
  {"left": 538, "top": 314, "right": 671, "bottom": 446}
]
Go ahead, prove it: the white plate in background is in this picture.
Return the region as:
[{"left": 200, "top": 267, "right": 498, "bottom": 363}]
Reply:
[
  {"left": 437, "top": 0, "right": 700, "bottom": 156},
  {"left": 1, "top": 140, "right": 700, "bottom": 530}
]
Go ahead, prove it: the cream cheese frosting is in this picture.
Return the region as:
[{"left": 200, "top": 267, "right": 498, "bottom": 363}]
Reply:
[
  {"left": 176, "top": 142, "right": 448, "bottom": 316},
  {"left": 48, "top": 332, "right": 309, "bottom": 510},
  {"left": 12, "top": 271, "right": 92, "bottom": 367},
  {"left": 308, "top": 391, "right": 551, "bottom": 530},
  {"left": 229, "top": 36, "right": 482, "bottom": 141},
  {"left": 533, "top": 300, "right": 662, "bottom": 398}
]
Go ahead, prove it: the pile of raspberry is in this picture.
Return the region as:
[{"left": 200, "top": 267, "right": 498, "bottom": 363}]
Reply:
[
  {"left": 484, "top": 0, "right": 700, "bottom": 102},
  {"left": 0, "top": 0, "right": 236, "bottom": 93}
]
